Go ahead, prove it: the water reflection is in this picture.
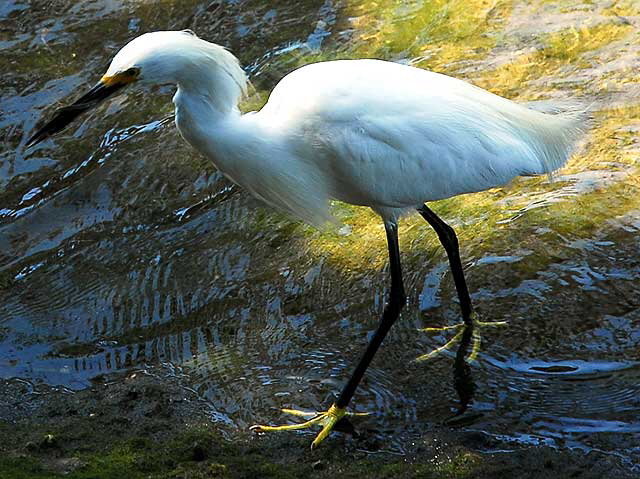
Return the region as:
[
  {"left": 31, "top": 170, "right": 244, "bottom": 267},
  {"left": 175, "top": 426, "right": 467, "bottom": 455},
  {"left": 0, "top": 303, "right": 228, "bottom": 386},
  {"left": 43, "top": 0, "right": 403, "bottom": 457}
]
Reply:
[
  {"left": 0, "top": 0, "right": 639, "bottom": 471},
  {"left": 448, "top": 325, "right": 476, "bottom": 424}
]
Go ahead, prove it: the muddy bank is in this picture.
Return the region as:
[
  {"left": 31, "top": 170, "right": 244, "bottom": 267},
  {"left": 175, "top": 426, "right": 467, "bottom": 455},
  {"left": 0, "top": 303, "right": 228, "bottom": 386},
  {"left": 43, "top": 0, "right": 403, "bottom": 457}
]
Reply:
[{"left": 0, "top": 372, "right": 635, "bottom": 479}]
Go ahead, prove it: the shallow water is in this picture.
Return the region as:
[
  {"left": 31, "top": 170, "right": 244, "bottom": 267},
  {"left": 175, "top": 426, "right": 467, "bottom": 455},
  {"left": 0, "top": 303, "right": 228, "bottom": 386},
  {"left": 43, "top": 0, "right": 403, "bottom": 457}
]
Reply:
[{"left": 1, "top": 0, "right": 640, "bottom": 470}]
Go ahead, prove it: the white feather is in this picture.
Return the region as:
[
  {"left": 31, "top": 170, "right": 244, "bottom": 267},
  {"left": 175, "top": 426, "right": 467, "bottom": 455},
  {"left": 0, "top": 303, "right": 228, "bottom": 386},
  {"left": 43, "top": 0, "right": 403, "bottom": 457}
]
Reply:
[{"left": 108, "top": 32, "right": 587, "bottom": 226}]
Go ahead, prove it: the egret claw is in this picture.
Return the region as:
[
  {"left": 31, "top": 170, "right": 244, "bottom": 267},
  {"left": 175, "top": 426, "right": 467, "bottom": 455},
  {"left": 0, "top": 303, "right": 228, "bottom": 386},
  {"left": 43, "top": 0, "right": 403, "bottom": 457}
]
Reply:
[
  {"left": 250, "top": 404, "right": 370, "bottom": 448},
  {"left": 415, "top": 328, "right": 464, "bottom": 361},
  {"left": 417, "top": 314, "right": 507, "bottom": 362}
]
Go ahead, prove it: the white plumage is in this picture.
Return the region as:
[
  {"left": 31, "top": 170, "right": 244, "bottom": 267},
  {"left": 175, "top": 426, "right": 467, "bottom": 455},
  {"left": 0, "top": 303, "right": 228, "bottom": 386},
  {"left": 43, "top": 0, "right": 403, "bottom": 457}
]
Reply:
[{"left": 102, "top": 31, "right": 584, "bottom": 227}]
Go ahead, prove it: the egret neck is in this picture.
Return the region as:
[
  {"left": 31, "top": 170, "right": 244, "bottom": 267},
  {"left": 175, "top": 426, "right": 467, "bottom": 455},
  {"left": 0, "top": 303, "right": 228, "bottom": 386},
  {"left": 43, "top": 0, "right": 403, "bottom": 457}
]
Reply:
[{"left": 172, "top": 60, "right": 332, "bottom": 228}]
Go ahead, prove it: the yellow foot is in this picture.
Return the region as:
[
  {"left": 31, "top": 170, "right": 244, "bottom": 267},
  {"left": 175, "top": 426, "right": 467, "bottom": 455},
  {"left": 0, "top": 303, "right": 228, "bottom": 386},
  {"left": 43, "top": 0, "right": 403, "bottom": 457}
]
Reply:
[
  {"left": 416, "top": 313, "right": 507, "bottom": 362},
  {"left": 250, "top": 404, "right": 370, "bottom": 448}
]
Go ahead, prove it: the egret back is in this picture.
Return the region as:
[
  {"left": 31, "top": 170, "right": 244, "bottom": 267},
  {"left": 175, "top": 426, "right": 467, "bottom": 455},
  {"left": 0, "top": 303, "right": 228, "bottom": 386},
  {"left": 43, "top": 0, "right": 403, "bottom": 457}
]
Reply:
[{"left": 257, "top": 59, "right": 586, "bottom": 216}]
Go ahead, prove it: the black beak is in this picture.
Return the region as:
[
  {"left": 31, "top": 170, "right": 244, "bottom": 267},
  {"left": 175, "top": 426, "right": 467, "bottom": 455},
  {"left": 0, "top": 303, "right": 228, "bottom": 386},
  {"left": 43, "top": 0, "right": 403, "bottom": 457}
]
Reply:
[{"left": 26, "top": 80, "right": 126, "bottom": 147}]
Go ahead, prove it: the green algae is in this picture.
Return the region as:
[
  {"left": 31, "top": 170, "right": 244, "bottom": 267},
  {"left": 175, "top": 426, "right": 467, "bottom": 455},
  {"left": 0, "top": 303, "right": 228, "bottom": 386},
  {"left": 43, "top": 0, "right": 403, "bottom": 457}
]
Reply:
[
  {"left": 3, "top": 416, "right": 481, "bottom": 479},
  {"left": 0, "top": 427, "right": 628, "bottom": 479},
  {"left": 603, "top": 0, "right": 640, "bottom": 16},
  {"left": 543, "top": 24, "right": 633, "bottom": 62},
  {"left": 0, "top": 423, "right": 621, "bottom": 479},
  {"left": 473, "top": 22, "right": 634, "bottom": 100},
  {"left": 343, "top": 0, "right": 513, "bottom": 71}
]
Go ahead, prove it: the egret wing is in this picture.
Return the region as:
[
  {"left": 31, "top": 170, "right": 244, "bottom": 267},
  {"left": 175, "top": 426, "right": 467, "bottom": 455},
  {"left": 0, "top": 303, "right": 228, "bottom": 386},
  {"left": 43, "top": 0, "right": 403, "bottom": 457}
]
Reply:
[{"left": 260, "top": 59, "right": 584, "bottom": 209}]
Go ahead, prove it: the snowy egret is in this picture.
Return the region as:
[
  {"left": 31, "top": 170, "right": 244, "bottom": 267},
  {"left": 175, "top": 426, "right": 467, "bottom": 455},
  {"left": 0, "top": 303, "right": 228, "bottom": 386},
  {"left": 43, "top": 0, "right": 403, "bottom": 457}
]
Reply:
[{"left": 27, "top": 30, "right": 585, "bottom": 448}]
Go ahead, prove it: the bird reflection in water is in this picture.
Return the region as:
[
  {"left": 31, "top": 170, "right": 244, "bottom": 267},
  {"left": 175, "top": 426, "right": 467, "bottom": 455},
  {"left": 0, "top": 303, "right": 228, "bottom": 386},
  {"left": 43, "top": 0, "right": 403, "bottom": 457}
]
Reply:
[{"left": 446, "top": 323, "right": 482, "bottom": 426}]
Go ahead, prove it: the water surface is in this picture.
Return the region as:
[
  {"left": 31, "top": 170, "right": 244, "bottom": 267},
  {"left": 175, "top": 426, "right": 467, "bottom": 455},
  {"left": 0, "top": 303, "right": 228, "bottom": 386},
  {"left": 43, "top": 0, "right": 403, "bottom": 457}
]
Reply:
[{"left": 1, "top": 0, "right": 639, "bottom": 470}]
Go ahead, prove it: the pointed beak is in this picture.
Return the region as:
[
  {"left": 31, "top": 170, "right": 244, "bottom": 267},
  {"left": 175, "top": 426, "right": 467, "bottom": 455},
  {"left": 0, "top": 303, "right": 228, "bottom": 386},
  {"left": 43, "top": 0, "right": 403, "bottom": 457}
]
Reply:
[{"left": 26, "top": 73, "right": 135, "bottom": 147}]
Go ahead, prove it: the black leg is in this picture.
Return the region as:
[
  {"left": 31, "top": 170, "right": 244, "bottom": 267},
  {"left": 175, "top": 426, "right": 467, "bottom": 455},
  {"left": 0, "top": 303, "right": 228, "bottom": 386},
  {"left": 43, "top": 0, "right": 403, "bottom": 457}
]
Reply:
[
  {"left": 249, "top": 220, "right": 407, "bottom": 446},
  {"left": 335, "top": 220, "right": 406, "bottom": 409},
  {"left": 417, "top": 204, "right": 472, "bottom": 324}
]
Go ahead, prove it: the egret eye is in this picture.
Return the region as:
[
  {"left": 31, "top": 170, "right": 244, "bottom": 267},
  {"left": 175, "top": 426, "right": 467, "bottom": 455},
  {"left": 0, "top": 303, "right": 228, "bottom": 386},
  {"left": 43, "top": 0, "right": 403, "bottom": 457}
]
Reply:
[{"left": 124, "top": 67, "right": 140, "bottom": 77}]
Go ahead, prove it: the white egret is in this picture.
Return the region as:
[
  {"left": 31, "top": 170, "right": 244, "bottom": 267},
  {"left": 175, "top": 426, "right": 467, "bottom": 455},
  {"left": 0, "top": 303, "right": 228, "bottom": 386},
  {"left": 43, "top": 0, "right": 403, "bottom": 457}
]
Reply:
[{"left": 27, "top": 30, "right": 586, "bottom": 448}]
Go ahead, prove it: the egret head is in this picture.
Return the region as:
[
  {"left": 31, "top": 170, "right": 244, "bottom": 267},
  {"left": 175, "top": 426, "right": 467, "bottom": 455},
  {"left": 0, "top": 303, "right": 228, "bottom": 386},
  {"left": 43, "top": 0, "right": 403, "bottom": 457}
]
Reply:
[
  {"left": 27, "top": 30, "right": 246, "bottom": 147},
  {"left": 104, "top": 30, "right": 208, "bottom": 87}
]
